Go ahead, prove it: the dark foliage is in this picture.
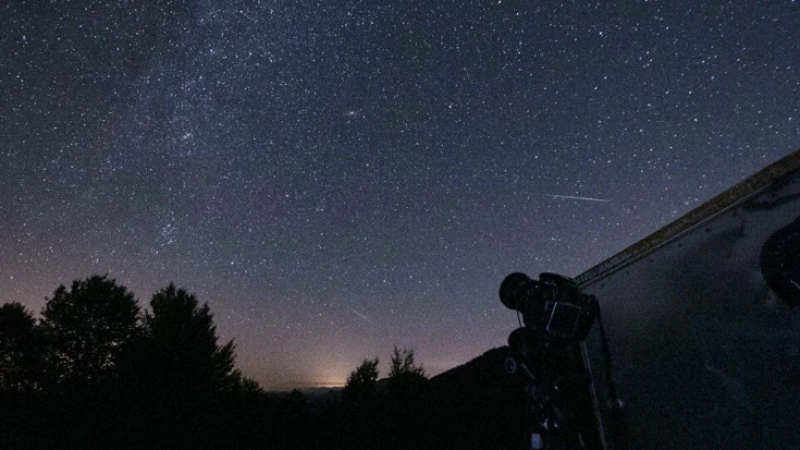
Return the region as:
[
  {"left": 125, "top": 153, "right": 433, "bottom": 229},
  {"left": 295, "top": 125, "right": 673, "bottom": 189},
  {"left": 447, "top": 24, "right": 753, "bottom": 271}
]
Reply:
[
  {"left": 117, "top": 283, "right": 246, "bottom": 449},
  {"left": 329, "top": 357, "right": 382, "bottom": 449},
  {"left": 39, "top": 275, "right": 141, "bottom": 389},
  {"left": 145, "top": 283, "right": 241, "bottom": 392},
  {"left": 342, "top": 356, "right": 380, "bottom": 403},
  {"left": 383, "top": 346, "right": 432, "bottom": 450},
  {"left": 389, "top": 345, "right": 426, "bottom": 380},
  {"left": 325, "top": 346, "right": 526, "bottom": 450},
  {"left": 0, "top": 302, "right": 44, "bottom": 392},
  {"left": 1, "top": 275, "right": 528, "bottom": 450}
]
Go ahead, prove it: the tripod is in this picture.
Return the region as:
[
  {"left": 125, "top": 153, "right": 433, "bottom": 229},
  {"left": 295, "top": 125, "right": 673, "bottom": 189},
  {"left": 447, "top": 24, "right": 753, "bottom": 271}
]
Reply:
[{"left": 505, "top": 327, "right": 604, "bottom": 450}]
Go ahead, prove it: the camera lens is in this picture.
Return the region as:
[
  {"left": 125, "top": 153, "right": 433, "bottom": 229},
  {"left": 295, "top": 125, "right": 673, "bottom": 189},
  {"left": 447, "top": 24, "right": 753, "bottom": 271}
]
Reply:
[{"left": 499, "top": 272, "right": 535, "bottom": 310}]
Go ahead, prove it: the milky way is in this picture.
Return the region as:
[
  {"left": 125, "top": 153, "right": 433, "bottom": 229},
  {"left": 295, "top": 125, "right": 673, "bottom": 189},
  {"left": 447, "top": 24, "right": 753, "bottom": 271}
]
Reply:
[{"left": 2, "top": 0, "right": 799, "bottom": 389}]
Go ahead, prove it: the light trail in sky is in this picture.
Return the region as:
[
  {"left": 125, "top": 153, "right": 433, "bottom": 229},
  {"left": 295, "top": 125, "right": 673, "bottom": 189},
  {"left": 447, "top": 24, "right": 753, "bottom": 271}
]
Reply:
[
  {"left": 537, "top": 194, "right": 612, "bottom": 203},
  {"left": 346, "top": 305, "right": 373, "bottom": 324}
]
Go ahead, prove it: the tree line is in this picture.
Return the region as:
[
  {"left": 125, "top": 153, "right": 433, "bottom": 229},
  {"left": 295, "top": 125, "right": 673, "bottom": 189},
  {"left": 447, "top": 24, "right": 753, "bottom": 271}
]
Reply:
[
  {"left": 1, "top": 275, "right": 523, "bottom": 450},
  {"left": 0, "top": 275, "right": 261, "bottom": 449}
]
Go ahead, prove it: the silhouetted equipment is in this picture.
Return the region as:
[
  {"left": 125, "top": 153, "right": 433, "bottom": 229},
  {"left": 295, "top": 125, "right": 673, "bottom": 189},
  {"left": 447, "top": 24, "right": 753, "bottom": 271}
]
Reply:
[
  {"left": 500, "top": 273, "right": 597, "bottom": 342},
  {"left": 761, "top": 216, "right": 800, "bottom": 307},
  {"left": 500, "top": 272, "right": 621, "bottom": 450}
]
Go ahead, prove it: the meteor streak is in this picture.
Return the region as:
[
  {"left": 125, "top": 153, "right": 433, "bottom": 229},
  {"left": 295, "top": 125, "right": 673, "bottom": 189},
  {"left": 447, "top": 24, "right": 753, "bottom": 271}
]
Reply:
[
  {"left": 346, "top": 305, "right": 373, "bottom": 324},
  {"left": 538, "top": 194, "right": 611, "bottom": 203}
]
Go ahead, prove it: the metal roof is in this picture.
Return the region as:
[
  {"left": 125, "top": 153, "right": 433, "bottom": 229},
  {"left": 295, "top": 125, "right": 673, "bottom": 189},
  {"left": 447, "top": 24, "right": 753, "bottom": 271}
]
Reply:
[{"left": 575, "top": 148, "right": 800, "bottom": 287}]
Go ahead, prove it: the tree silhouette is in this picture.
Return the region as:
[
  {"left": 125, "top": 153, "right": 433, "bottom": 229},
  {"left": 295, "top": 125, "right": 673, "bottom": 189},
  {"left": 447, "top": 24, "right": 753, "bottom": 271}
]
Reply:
[
  {"left": 385, "top": 346, "right": 431, "bottom": 450},
  {"left": 39, "top": 275, "right": 140, "bottom": 389},
  {"left": 342, "top": 357, "right": 379, "bottom": 403},
  {"left": 0, "top": 302, "right": 44, "bottom": 392},
  {"left": 332, "top": 357, "right": 382, "bottom": 449},
  {"left": 145, "top": 283, "right": 241, "bottom": 392},
  {"left": 389, "top": 346, "right": 426, "bottom": 380},
  {"left": 1, "top": 277, "right": 281, "bottom": 450},
  {"left": 124, "top": 283, "right": 242, "bottom": 449}
]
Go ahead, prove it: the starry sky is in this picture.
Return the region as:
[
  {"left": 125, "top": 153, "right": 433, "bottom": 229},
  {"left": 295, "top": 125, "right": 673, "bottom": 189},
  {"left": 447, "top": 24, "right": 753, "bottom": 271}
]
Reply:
[{"left": 2, "top": 0, "right": 799, "bottom": 390}]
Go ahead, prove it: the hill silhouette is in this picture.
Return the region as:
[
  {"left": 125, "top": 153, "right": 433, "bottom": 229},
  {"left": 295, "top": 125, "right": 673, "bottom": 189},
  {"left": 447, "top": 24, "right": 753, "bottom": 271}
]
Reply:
[{"left": 426, "top": 347, "right": 528, "bottom": 450}]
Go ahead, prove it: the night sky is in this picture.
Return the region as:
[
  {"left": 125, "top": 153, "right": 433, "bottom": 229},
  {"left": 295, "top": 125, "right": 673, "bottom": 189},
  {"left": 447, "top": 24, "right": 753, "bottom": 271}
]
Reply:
[{"left": 2, "top": 0, "right": 799, "bottom": 390}]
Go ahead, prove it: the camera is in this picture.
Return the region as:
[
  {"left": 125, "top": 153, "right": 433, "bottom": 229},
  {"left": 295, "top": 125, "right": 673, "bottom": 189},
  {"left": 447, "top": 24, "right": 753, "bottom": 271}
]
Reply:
[
  {"left": 499, "top": 272, "right": 597, "bottom": 342},
  {"left": 499, "top": 273, "right": 615, "bottom": 450}
]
